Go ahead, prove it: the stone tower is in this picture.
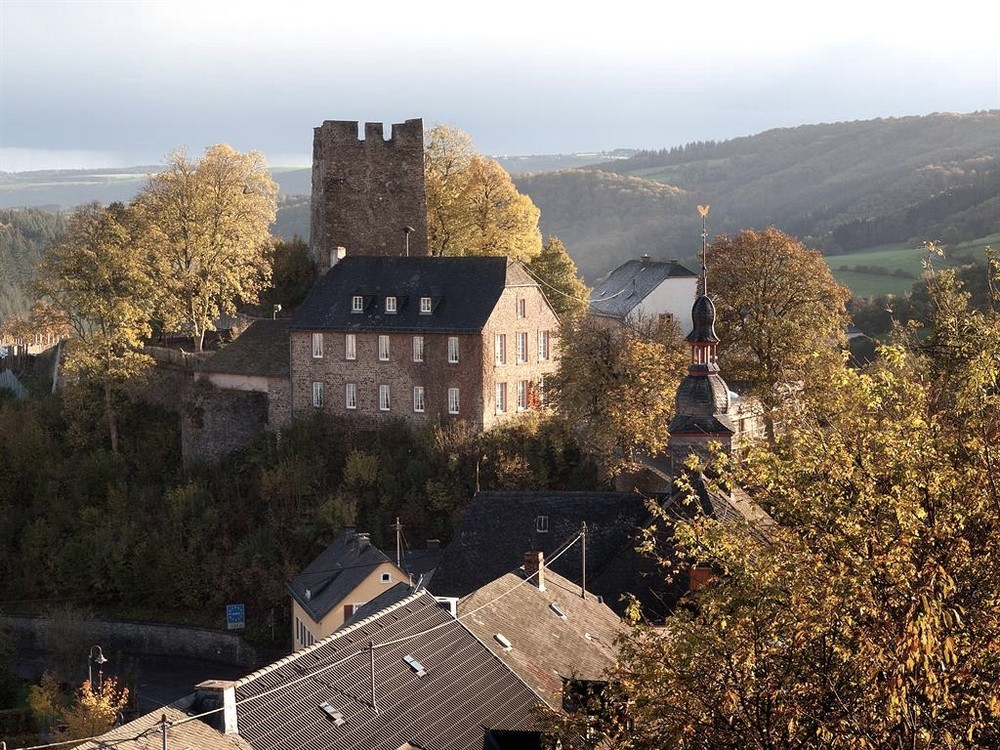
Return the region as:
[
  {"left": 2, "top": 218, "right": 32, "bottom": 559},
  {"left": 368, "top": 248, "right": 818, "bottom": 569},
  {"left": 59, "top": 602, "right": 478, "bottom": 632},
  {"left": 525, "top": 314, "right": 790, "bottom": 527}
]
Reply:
[
  {"left": 309, "top": 119, "right": 428, "bottom": 269},
  {"left": 667, "top": 293, "right": 736, "bottom": 472}
]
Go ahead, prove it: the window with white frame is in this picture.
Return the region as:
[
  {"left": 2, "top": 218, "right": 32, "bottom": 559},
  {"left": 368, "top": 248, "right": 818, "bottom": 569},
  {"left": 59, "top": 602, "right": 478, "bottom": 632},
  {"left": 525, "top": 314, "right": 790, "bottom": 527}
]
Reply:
[
  {"left": 494, "top": 333, "right": 506, "bottom": 365},
  {"left": 311, "top": 332, "right": 323, "bottom": 359},
  {"left": 448, "top": 336, "right": 459, "bottom": 363},
  {"left": 538, "top": 375, "right": 547, "bottom": 407},
  {"left": 413, "top": 386, "right": 425, "bottom": 413},
  {"left": 352, "top": 295, "right": 364, "bottom": 313},
  {"left": 378, "top": 335, "right": 390, "bottom": 361},
  {"left": 536, "top": 515, "right": 549, "bottom": 533},
  {"left": 385, "top": 296, "right": 397, "bottom": 313},
  {"left": 448, "top": 387, "right": 460, "bottom": 414},
  {"left": 381, "top": 572, "right": 392, "bottom": 584},
  {"left": 495, "top": 382, "right": 507, "bottom": 413},
  {"left": 538, "top": 330, "right": 550, "bottom": 361},
  {"left": 412, "top": 336, "right": 424, "bottom": 362},
  {"left": 345, "top": 333, "right": 356, "bottom": 360},
  {"left": 516, "top": 331, "right": 528, "bottom": 363},
  {"left": 420, "top": 296, "right": 432, "bottom": 314},
  {"left": 517, "top": 379, "right": 528, "bottom": 410},
  {"left": 379, "top": 384, "right": 391, "bottom": 411},
  {"left": 345, "top": 383, "right": 357, "bottom": 410},
  {"left": 517, "top": 298, "right": 526, "bottom": 318},
  {"left": 312, "top": 381, "right": 324, "bottom": 408}
]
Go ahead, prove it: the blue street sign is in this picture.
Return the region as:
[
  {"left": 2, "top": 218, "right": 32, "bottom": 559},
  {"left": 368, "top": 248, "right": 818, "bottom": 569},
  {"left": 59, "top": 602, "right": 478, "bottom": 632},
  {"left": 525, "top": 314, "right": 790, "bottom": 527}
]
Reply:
[{"left": 226, "top": 603, "right": 246, "bottom": 630}]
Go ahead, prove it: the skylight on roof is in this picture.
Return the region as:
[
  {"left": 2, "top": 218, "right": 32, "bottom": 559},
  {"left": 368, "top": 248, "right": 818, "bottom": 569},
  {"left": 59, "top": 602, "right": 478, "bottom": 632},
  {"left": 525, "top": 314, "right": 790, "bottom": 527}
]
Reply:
[
  {"left": 403, "top": 654, "right": 427, "bottom": 676},
  {"left": 549, "top": 602, "right": 567, "bottom": 619},
  {"left": 494, "top": 633, "right": 513, "bottom": 651},
  {"left": 318, "top": 702, "right": 346, "bottom": 725}
]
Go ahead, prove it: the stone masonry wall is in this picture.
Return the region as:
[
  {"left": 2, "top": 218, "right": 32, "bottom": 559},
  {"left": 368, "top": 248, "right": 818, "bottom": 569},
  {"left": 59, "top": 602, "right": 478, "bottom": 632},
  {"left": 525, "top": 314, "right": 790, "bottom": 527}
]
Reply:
[
  {"left": 481, "top": 284, "right": 560, "bottom": 429},
  {"left": 310, "top": 119, "right": 428, "bottom": 268},
  {"left": 2, "top": 615, "right": 257, "bottom": 669},
  {"left": 182, "top": 382, "right": 269, "bottom": 467},
  {"left": 290, "top": 330, "right": 484, "bottom": 428}
]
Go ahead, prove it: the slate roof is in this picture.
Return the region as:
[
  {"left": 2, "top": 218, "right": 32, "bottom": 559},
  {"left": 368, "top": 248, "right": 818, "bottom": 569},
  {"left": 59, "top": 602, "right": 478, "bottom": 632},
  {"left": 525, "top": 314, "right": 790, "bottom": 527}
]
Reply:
[
  {"left": 196, "top": 319, "right": 291, "bottom": 378},
  {"left": 288, "top": 532, "right": 398, "bottom": 622},
  {"left": 589, "top": 257, "right": 697, "bottom": 319},
  {"left": 74, "top": 705, "right": 252, "bottom": 750},
  {"left": 458, "top": 566, "right": 626, "bottom": 709},
  {"left": 232, "top": 590, "right": 543, "bottom": 750},
  {"left": 290, "top": 256, "right": 538, "bottom": 334},
  {"left": 429, "top": 491, "right": 671, "bottom": 618}
]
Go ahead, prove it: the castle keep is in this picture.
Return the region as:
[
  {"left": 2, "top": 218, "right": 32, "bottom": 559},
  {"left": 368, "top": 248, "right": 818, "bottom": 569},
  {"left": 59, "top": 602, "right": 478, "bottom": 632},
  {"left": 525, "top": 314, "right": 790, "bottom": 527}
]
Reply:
[{"left": 309, "top": 119, "right": 428, "bottom": 267}]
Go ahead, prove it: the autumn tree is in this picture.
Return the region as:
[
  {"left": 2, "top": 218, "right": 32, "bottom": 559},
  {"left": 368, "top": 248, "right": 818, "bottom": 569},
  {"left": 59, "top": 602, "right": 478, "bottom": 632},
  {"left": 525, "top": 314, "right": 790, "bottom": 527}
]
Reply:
[
  {"left": 60, "top": 677, "right": 130, "bottom": 740},
  {"left": 707, "top": 226, "right": 851, "bottom": 436},
  {"left": 137, "top": 144, "right": 278, "bottom": 351},
  {"left": 424, "top": 124, "right": 542, "bottom": 262},
  {"left": 549, "top": 315, "right": 687, "bottom": 477},
  {"left": 527, "top": 236, "right": 589, "bottom": 318},
  {"left": 33, "top": 201, "right": 154, "bottom": 452},
  {"left": 548, "top": 264, "right": 1000, "bottom": 749}
]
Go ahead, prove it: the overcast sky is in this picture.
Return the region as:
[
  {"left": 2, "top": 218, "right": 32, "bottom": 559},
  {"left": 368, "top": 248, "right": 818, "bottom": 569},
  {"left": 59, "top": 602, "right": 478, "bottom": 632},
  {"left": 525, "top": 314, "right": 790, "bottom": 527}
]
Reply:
[{"left": 1, "top": 0, "right": 998, "bottom": 172}]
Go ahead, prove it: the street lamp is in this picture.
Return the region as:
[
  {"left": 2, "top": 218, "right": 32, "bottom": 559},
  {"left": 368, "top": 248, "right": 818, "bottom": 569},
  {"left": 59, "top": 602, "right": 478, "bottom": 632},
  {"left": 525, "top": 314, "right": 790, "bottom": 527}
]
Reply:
[
  {"left": 403, "top": 226, "right": 415, "bottom": 257},
  {"left": 88, "top": 645, "right": 108, "bottom": 692}
]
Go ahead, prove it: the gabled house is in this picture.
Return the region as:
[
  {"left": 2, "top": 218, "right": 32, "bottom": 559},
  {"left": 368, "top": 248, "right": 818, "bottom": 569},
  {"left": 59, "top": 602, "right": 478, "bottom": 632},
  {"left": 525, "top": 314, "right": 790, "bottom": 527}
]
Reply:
[
  {"left": 458, "top": 552, "right": 626, "bottom": 710},
  {"left": 589, "top": 255, "right": 698, "bottom": 332},
  {"left": 286, "top": 529, "right": 422, "bottom": 648},
  {"left": 193, "top": 590, "right": 544, "bottom": 750},
  {"left": 288, "top": 255, "right": 559, "bottom": 429}
]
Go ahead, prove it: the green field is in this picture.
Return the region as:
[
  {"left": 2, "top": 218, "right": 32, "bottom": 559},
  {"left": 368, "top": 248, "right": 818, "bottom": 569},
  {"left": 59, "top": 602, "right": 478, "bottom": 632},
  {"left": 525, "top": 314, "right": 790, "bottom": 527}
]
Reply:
[{"left": 825, "top": 236, "right": 1000, "bottom": 299}]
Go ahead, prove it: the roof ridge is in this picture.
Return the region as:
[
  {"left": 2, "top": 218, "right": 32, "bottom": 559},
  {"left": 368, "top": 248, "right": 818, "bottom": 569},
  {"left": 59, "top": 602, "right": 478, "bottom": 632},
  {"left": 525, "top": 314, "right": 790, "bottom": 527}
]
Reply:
[{"left": 236, "top": 589, "right": 426, "bottom": 687}]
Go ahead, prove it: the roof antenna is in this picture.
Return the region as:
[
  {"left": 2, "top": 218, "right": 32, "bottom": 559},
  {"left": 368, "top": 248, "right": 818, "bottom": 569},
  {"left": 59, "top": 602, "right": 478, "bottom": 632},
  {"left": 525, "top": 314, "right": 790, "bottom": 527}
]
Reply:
[{"left": 698, "top": 204, "right": 710, "bottom": 296}]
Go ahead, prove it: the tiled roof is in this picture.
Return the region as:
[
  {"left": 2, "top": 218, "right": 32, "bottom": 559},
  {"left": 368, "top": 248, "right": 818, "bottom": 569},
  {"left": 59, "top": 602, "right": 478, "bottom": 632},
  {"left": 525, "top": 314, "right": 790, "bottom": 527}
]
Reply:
[
  {"left": 429, "top": 491, "right": 671, "bottom": 618},
  {"left": 196, "top": 319, "right": 291, "bottom": 378},
  {"left": 290, "top": 256, "right": 538, "bottom": 334},
  {"left": 73, "top": 705, "right": 252, "bottom": 750},
  {"left": 589, "top": 258, "right": 697, "bottom": 319},
  {"left": 458, "top": 566, "right": 626, "bottom": 709},
  {"left": 233, "top": 590, "right": 543, "bottom": 750},
  {"left": 287, "top": 532, "right": 397, "bottom": 621}
]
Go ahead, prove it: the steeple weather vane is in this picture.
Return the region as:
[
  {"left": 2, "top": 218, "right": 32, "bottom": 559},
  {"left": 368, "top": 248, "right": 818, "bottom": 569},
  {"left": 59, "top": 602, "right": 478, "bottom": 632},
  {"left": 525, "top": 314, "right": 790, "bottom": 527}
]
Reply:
[{"left": 697, "top": 204, "right": 710, "bottom": 295}]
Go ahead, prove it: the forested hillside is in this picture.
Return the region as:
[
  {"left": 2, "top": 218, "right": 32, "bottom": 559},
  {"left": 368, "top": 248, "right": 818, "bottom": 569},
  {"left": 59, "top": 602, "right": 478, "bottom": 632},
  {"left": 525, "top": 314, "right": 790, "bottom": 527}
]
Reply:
[
  {"left": 516, "top": 111, "right": 1000, "bottom": 280},
  {"left": 0, "top": 208, "right": 67, "bottom": 319}
]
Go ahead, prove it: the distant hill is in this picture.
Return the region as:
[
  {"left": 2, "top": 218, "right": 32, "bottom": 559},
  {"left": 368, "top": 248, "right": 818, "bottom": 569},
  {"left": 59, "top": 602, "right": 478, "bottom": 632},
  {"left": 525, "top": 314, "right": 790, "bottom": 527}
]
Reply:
[{"left": 515, "top": 111, "right": 1000, "bottom": 280}]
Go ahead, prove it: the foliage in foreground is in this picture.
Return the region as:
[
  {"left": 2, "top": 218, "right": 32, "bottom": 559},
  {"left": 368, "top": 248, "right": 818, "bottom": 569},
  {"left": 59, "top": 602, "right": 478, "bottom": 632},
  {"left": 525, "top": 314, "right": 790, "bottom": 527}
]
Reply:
[{"left": 547, "top": 265, "right": 1000, "bottom": 748}]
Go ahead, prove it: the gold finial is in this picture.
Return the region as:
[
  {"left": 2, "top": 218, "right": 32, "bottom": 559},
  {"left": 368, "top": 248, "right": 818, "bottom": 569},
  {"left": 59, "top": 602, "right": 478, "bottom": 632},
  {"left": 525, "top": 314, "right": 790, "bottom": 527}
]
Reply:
[{"left": 697, "top": 204, "right": 710, "bottom": 217}]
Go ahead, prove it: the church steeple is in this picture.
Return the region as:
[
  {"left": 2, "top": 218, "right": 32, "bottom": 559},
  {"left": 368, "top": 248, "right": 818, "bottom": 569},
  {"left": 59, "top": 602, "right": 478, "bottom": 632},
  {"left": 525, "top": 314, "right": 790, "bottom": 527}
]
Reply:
[{"left": 668, "top": 206, "right": 735, "bottom": 472}]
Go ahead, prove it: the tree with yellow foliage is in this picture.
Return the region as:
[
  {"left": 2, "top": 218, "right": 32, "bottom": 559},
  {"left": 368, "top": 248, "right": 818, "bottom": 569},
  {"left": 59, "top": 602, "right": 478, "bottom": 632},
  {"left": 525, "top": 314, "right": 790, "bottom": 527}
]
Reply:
[
  {"left": 545, "top": 262, "right": 1000, "bottom": 749},
  {"left": 424, "top": 124, "right": 542, "bottom": 262},
  {"left": 33, "top": 201, "right": 154, "bottom": 452},
  {"left": 61, "top": 677, "right": 130, "bottom": 741},
  {"left": 137, "top": 144, "right": 278, "bottom": 352}
]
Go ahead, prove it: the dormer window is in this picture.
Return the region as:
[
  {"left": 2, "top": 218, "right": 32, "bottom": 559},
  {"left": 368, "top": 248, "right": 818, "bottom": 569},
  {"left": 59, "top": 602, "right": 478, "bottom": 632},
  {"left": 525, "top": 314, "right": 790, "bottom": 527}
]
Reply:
[
  {"left": 385, "top": 296, "right": 397, "bottom": 314},
  {"left": 351, "top": 295, "right": 364, "bottom": 313},
  {"left": 420, "top": 296, "right": 432, "bottom": 314}
]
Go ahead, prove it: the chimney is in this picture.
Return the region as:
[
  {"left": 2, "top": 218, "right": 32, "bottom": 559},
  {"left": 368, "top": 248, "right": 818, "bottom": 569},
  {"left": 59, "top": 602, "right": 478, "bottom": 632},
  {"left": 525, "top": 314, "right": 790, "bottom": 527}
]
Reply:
[
  {"left": 356, "top": 532, "right": 370, "bottom": 548},
  {"left": 331, "top": 246, "right": 347, "bottom": 270},
  {"left": 194, "top": 680, "right": 238, "bottom": 735},
  {"left": 524, "top": 551, "right": 545, "bottom": 591}
]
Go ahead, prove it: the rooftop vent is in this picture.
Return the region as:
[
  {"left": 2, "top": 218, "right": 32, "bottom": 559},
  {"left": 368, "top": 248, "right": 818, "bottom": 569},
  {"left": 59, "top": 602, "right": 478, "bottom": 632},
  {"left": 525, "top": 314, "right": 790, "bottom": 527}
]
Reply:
[
  {"left": 494, "top": 633, "right": 513, "bottom": 651},
  {"left": 403, "top": 655, "right": 427, "bottom": 676},
  {"left": 549, "top": 602, "right": 567, "bottom": 619},
  {"left": 318, "top": 702, "right": 346, "bottom": 725}
]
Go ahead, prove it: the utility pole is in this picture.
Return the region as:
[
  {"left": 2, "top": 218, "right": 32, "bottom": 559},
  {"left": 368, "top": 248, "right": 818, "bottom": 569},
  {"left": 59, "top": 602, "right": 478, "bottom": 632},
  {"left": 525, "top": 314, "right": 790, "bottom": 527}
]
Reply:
[{"left": 581, "top": 522, "right": 588, "bottom": 599}]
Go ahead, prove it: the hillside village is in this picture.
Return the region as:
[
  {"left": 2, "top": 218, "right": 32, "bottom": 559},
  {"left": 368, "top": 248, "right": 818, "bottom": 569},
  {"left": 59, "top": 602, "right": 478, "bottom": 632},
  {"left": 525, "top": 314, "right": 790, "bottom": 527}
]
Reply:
[{"left": 3, "top": 115, "right": 1000, "bottom": 749}]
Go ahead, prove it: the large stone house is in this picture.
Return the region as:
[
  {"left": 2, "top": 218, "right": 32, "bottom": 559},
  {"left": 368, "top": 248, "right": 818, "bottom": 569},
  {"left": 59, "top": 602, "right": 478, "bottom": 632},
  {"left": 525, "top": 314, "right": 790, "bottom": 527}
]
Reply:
[{"left": 288, "top": 255, "right": 559, "bottom": 428}]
